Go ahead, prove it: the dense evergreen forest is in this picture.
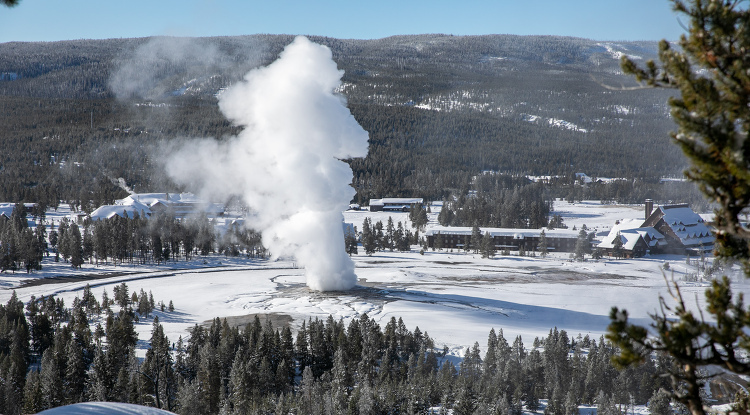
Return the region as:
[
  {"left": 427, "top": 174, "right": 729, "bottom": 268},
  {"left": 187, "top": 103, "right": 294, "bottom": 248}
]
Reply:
[
  {"left": 0, "top": 202, "right": 265, "bottom": 274},
  {"left": 0, "top": 34, "right": 690, "bottom": 207},
  {"left": 0, "top": 285, "right": 675, "bottom": 415}
]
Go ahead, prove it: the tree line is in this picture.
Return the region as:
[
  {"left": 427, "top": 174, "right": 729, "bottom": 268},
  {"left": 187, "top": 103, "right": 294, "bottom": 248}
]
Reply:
[
  {"left": 0, "top": 203, "right": 46, "bottom": 273},
  {"left": 0, "top": 205, "right": 266, "bottom": 274},
  {"left": 357, "top": 217, "right": 420, "bottom": 256},
  {"left": 438, "top": 177, "right": 552, "bottom": 229},
  {"left": 0, "top": 284, "right": 679, "bottom": 415},
  {"left": 53, "top": 212, "right": 266, "bottom": 268}
]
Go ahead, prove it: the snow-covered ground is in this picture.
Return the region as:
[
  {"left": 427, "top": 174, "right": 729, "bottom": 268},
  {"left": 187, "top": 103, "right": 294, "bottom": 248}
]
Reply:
[
  {"left": 551, "top": 199, "right": 647, "bottom": 232},
  {"left": 0, "top": 200, "right": 738, "bottom": 364},
  {"left": 39, "top": 402, "right": 176, "bottom": 414}
]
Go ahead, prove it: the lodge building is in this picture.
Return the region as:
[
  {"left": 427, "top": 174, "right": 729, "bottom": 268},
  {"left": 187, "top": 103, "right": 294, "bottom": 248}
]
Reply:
[
  {"left": 425, "top": 226, "right": 580, "bottom": 253},
  {"left": 369, "top": 198, "right": 424, "bottom": 212},
  {"left": 597, "top": 202, "right": 714, "bottom": 258}
]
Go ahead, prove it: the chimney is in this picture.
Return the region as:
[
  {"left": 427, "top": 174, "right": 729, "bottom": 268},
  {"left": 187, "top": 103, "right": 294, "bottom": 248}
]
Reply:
[{"left": 645, "top": 199, "right": 654, "bottom": 220}]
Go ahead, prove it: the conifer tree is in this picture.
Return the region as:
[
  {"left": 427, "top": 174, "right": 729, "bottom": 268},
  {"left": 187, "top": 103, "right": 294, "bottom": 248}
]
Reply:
[
  {"left": 40, "top": 349, "right": 63, "bottom": 409},
  {"left": 649, "top": 389, "right": 674, "bottom": 415},
  {"left": 480, "top": 232, "right": 494, "bottom": 258},
  {"left": 374, "top": 221, "right": 385, "bottom": 251},
  {"left": 434, "top": 231, "right": 444, "bottom": 251},
  {"left": 470, "top": 225, "right": 482, "bottom": 254},
  {"left": 386, "top": 216, "right": 395, "bottom": 251},
  {"left": 48, "top": 223, "right": 58, "bottom": 256},
  {"left": 608, "top": 3, "right": 750, "bottom": 415},
  {"left": 113, "top": 283, "right": 130, "bottom": 309},
  {"left": 452, "top": 382, "right": 476, "bottom": 415},
  {"left": 68, "top": 223, "right": 83, "bottom": 269},
  {"left": 362, "top": 218, "right": 377, "bottom": 255},
  {"left": 538, "top": 229, "right": 548, "bottom": 258},
  {"left": 612, "top": 232, "right": 624, "bottom": 259},
  {"left": 86, "top": 346, "right": 110, "bottom": 402},
  {"left": 345, "top": 226, "right": 359, "bottom": 256},
  {"left": 409, "top": 204, "right": 428, "bottom": 232},
  {"left": 57, "top": 220, "right": 70, "bottom": 263},
  {"left": 142, "top": 318, "right": 175, "bottom": 410},
  {"left": 22, "top": 371, "right": 43, "bottom": 414},
  {"left": 574, "top": 229, "right": 590, "bottom": 260},
  {"left": 396, "top": 221, "right": 410, "bottom": 251},
  {"left": 64, "top": 335, "right": 86, "bottom": 404}
]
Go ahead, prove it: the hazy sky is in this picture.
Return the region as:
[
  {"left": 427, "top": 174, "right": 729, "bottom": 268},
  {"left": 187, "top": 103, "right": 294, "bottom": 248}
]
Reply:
[{"left": 0, "top": 0, "right": 683, "bottom": 43}]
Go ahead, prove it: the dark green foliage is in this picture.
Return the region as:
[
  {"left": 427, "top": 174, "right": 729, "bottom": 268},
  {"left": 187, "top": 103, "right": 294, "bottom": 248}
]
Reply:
[
  {"left": 67, "top": 223, "right": 83, "bottom": 269},
  {"left": 650, "top": 389, "right": 674, "bottom": 415},
  {"left": 0, "top": 204, "right": 45, "bottom": 274},
  {"left": 481, "top": 232, "right": 495, "bottom": 258},
  {"left": 141, "top": 317, "right": 176, "bottom": 410},
  {"left": 360, "top": 216, "right": 412, "bottom": 256},
  {"left": 548, "top": 214, "right": 567, "bottom": 229},
  {"left": 344, "top": 226, "right": 358, "bottom": 256},
  {"left": 409, "top": 204, "right": 428, "bottom": 232},
  {"left": 609, "top": 276, "right": 750, "bottom": 415},
  {"left": 574, "top": 229, "right": 591, "bottom": 260},
  {"left": 0, "top": 34, "right": 685, "bottom": 208},
  {"left": 612, "top": 232, "right": 624, "bottom": 259},
  {"left": 52, "top": 210, "right": 262, "bottom": 270},
  {"left": 440, "top": 177, "right": 551, "bottom": 229},
  {"left": 538, "top": 229, "right": 548, "bottom": 257},
  {"left": 608, "top": 2, "right": 750, "bottom": 415}
]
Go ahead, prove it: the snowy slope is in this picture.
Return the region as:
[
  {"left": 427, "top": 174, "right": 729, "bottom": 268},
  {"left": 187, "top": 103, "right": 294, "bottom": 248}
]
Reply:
[{"left": 39, "top": 402, "right": 175, "bottom": 414}]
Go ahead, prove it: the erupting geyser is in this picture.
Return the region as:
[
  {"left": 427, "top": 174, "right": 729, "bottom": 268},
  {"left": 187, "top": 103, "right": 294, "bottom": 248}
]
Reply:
[{"left": 165, "top": 36, "right": 369, "bottom": 291}]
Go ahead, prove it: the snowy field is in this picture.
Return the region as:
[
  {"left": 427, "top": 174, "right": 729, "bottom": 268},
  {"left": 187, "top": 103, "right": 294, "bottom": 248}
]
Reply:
[{"left": 0, "top": 200, "right": 741, "bottom": 361}]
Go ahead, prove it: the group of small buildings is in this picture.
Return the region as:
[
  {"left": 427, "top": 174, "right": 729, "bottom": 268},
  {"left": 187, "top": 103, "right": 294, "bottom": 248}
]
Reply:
[
  {"left": 0, "top": 203, "right": 37, "bottom": 227},
  {"left": 86, "top": 193, "right": 225, "bottom": 222},
  {"left": 424, "top": 200, "right": 715, "bottom": 258}
]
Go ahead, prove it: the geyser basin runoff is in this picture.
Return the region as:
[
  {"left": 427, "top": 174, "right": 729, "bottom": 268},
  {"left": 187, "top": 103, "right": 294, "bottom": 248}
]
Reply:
[{"left": 165, "top": 36, "right": 369, "bottom": 291}]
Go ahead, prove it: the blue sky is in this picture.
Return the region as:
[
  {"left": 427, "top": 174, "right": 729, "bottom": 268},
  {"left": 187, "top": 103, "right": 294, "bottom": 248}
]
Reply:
[{"left": 0, "top": 0, "right": 683, "bottom": 43}]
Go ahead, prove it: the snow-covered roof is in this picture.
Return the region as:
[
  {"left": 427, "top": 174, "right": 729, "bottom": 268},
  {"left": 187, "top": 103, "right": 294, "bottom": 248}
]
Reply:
[
  {"left": 90, "top": 192, "right": 223, "bottom": 221},
  {"left": 122, "top": 193, "right": 201, "bottom": 207},
  {"left": 0, "top": 203, "right": 14, "bottom": 218},
  {"left": 90, "top": 203, "right": 151, "bottom": 221},
  {"left": 0, "top": 203, "right": 38, "bottom": 227},
  {"left": 0, "top": 202, "right": 37, "bottom": 217},
  {"left": 598, "top": 231, "right": 640, "bottom": 250},
  {"left": 598, "top": 220, "right": 665, "bottom": 250},
  {"left": 370, "top": 198, "right": 423, "bottom": 206},
  {"left": 657, "top": 205, "right": 714, "bottom": 247},
  {"left": 425, "top": 226, "right": 579, "bottom": 239},
  {"left": 575, "top": 172, "right": 593, "bottom": 184}
]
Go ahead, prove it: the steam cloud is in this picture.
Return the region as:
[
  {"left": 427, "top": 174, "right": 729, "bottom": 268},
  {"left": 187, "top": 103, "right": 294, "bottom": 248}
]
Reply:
[
  {"left": 165, "top": 36, "right": 369, "bottom": 291},
  {"left": 110, "top": 36, "right": 265, "bottom": 101}
]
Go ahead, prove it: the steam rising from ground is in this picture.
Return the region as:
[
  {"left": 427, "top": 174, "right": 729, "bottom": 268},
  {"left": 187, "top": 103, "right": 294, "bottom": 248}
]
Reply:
[{"left": 165, "top": 36, "right": 369, "bottom": 291}]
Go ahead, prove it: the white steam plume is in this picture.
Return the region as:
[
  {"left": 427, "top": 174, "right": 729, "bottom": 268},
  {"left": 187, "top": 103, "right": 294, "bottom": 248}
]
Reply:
[
  {"left": 165, "top": 36, "right": 369, "bottom": 291},
  {"left": 110, "top": 36, "right": 266, "bottom": 101}
]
